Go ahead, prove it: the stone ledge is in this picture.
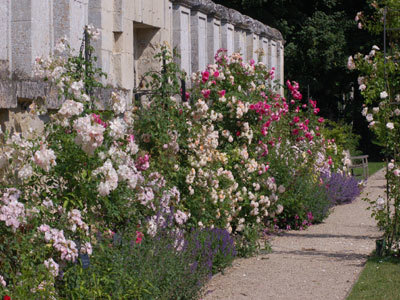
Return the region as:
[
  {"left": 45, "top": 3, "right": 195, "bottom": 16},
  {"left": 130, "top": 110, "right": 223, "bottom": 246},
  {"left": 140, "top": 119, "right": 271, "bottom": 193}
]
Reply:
[
  {"left": 0, "top": 81, "right": 16, "bottom": 109},
  {"left": 0, "top": 79, "right": 130, "bottom": 110}
]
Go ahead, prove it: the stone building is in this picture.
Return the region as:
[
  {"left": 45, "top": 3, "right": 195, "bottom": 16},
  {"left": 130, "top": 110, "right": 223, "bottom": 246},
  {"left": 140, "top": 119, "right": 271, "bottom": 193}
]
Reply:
[{"left": 0, "top": 0, "right": 284, "bottom": 133}]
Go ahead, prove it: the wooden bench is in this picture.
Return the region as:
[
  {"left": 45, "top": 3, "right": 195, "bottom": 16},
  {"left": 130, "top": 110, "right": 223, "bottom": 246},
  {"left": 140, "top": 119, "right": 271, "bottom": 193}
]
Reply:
[{"left": 348, "top": 154, "right": 369, "bottom": 179}]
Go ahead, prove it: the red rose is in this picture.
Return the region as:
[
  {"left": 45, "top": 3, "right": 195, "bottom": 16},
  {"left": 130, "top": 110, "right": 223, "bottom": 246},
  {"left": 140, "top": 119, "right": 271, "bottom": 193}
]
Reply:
[
  {"left": 4, "top": 295, "right": 11, "bottom": 300},
  {"left": 135, "top": 231, "right": 144, "bottom": 244}
]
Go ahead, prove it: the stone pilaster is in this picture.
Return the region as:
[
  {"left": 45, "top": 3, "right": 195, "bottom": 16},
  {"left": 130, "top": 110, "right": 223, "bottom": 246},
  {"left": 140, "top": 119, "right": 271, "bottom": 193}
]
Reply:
[
  {"left": 0, "top": 0, "right": 10, "bottom": 73},
  {"left": 260, "top": 37, "right": 269, "bottom": 66},
  {"left": 173, "top": 4, "right": 191, "bottom": 76},
  {"left": 234, "top": 28, "right": 246, "bottom": 59},
  {"left": 269, "top": 40, "right": 278, "bottom": 88},
  {"left": 221, "top": 21, "right": 234, "bottom": 56},
  {"left": 278, "top": 41, "right": 285, "bottom": 93},
  {"left": 191, "top": 10, "right": 208, "bottom": 72},
  {"left": 246, "top": 32, "right": 259, "bottom": 62},
  {"left": 11, "top": 0, "right": 53, "bottom": 77},
  {"left": 207, "top": 16, "right": 221, "bottom": 64}
]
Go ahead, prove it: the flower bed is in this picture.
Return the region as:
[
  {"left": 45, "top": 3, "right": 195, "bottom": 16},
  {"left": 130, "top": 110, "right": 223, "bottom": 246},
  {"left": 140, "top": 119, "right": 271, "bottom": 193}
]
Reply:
[{"left": 0, "top": 33, "right": 354, "bottom": 298}]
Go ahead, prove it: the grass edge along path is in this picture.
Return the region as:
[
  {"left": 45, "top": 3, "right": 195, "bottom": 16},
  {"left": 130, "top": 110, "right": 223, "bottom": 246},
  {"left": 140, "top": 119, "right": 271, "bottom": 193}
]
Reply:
[{"left": 347, "top": 256, "right": 400, "bottom": 300}]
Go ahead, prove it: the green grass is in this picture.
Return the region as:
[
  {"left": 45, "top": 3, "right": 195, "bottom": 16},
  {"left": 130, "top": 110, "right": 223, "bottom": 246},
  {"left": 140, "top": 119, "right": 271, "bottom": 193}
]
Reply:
[
  {"left": 347, "top": 256, "right": 400, "bottom": 300},
  {"left": 352, "top": 161, "right": 385, "bottom": 178}
]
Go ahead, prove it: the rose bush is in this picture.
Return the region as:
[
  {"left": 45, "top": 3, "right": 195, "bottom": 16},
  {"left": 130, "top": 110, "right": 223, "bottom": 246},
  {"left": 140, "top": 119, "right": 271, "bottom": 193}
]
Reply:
[
  {"left": 350, "top": 0, "right": 400, "bottom": 255},
  {"left": 0, "top": 36, "right": 188, "bottom": 299},
  {"left": 133, "top": 46, "right": 350, "bottom": 244}
]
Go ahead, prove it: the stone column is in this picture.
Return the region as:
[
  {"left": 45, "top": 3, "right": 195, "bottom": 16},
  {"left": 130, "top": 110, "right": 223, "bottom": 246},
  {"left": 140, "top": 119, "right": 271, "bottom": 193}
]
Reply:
[
  {"left": 191, "top": 10, "right": 207, "bottom": 73},
  {"left": 275, "top": 41, "right": 282, "bottom": 84},
  {"left": 0, "top": 0, "right": 10, "bottom": 76},
  {"left": 87, "top": 0, "right": 112, "bottom": 86},
  {"left": 166, "top": 1, "right": 173, "bottom": 43},
  {"left": 246, "top": 32, "right": 259, "bottom": 62},
  {"left": 11, "top": 0, "right": 53, "bottom": 77},
  {"left": 260, "top": 37, "right": 269, "bottom": 67},
  {"left": 52, "top": 0, "right": 89, "bottom": 54},
  {"left": 69, "top": 0, "right": 88, "bottom": 52},
  {"left": 221, "top": 21, "right": 234, "bottom": 56},
  {"left": 278, "top": 41, "right": 284, "bottom": 89},
  {"left": 269, "top": 40, "right": 278, "bottom": 88},
  {"left": 0, "top": 1, "right": 9, "bottom": 66},
  {"left": 114, "top": 0, "right": 123, "bottom": 32},
  {"left": 173, "top": 4, "right": 191, "bottom": 76},
  {"left": 207, "top": 16, "right": 221, "bottom": 64},
  {"left": 234, "top": 28, "right": 246, "bottom": 59}
]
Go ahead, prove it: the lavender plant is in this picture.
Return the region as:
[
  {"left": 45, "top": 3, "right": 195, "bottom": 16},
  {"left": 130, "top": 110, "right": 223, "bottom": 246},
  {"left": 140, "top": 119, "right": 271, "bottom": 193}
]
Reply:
[{"left": 322, "top": 172, "right": 361, "bottom": 205}]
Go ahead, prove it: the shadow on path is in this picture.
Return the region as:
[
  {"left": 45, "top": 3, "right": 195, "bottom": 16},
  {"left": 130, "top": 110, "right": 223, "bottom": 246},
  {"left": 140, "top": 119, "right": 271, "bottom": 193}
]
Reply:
[
  {"left": 282, "top": 232, "right": 374, "bottom": 240},
  {"left": 273, "top": 249, "right": 368, "bottom": 264}
]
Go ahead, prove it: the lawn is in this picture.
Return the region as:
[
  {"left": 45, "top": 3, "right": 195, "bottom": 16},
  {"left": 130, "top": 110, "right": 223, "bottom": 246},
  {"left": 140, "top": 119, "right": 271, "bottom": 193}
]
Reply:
[
  {"left": 347, "top": 256, "right": 400, "bottom": 300},
  {"left": 352, "top": 161, "right": 385, "bottom": 179}
]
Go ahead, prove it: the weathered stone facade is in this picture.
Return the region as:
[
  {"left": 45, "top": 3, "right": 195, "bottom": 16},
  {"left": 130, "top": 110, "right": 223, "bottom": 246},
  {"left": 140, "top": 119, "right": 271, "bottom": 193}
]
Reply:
[{"left": 0, "top": 0, "right": 284, "bottom": 133}]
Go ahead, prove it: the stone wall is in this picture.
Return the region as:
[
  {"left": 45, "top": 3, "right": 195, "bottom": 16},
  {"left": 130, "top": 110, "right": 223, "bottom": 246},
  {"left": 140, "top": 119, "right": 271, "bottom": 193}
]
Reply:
[
  {"left": 0, "top": 0, "right": 284, "bottom": 133},
  {"left": 171, "top": 0, "right": 284, "bottom": 84}
]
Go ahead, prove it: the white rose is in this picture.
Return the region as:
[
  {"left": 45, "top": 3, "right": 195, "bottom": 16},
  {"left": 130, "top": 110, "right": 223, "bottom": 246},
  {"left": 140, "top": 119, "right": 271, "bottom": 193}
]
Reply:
[
  {"left": 361, "top": 107, "right": 368, "bottom": 116},
  {"left": 386, "top": 122, "right": 394, "bottom": 130},
  {"left": 376, "top": 197, "right": 385, "bottom": 210},
  {"left": 278, "top": 185, "right": 286, "bottom": 194},
  {"left": 276, "top": 204, "right": 284, "bottom": 215}
]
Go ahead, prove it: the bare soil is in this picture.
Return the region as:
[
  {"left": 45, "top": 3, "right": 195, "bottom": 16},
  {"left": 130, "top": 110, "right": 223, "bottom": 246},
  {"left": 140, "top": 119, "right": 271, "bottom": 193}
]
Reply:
[{"left": 203, "top": 169, "right": 384, "bottom": 300}]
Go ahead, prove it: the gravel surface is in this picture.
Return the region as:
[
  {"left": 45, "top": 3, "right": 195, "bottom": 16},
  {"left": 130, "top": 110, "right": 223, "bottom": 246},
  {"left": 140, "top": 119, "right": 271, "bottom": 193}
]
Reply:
[{"left": 203, "top": 169, "right": 384, "bottom": 300}]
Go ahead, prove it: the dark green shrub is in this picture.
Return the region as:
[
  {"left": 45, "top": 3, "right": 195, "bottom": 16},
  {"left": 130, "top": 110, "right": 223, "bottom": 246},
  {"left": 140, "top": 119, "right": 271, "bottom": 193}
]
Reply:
[
  {"left": 274, "top": 175, "right": 330, "bottom": 230},
  {"left": 60, "top": 221, "right": 236, "bottom": 299}
]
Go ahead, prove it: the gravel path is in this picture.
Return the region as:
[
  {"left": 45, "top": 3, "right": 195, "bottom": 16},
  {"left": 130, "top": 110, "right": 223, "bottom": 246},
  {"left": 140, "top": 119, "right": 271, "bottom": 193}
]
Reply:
[{"left": 203, "top": 169, "right": 384, "bottom": 300}]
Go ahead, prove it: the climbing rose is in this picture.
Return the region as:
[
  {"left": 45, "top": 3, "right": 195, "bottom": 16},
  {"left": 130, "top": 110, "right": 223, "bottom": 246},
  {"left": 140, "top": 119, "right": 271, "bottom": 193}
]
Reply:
[
  {"left": 73, "top": 115, "right": 105, "bottom": 155},
  {"left": 33, "top": 144, "right": 57, "bottom": 172}
]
